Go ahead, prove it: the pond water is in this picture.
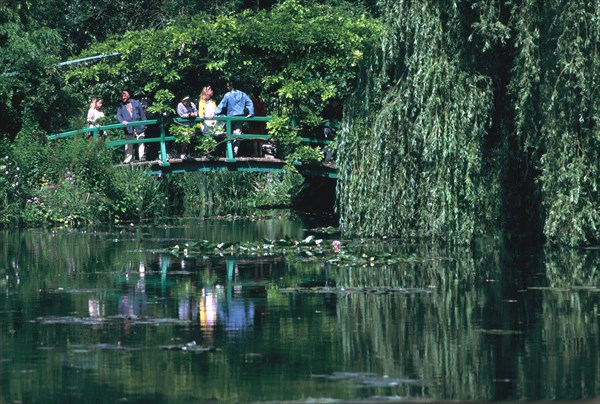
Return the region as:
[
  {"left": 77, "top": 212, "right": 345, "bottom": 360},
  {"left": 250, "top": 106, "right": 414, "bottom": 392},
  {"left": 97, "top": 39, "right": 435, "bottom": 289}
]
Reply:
[{"left": 0, "top": 211, "right": 599, "bottom": 403}]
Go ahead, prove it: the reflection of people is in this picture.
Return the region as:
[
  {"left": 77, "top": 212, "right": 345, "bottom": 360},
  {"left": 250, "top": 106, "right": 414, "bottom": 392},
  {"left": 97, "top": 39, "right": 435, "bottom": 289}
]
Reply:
[
  {"left": 178, "top": 281, "right": 199, "bottom": 324},
  {"left": 248, "top": 87, "right": 267, "bottom": 157},
  {"left": 88, "top": 298, "right": 104, "bottom": 317},
  {"left": 118, "top": 276, "right": 147, "bottom": 335},
  {"left": 86, "top": 97, "right": 106, "bottom": 140},
  {"left": 116, "top": 90, "right": 147, "bottom": 163},
  {"left": 220, "top": 298, "right": 255, "bottom": 334},
  {"left": 214, "top": 81, "right": 254, "bottom": 156},
  {"left": 199, "top": 287, "right": 218, "bottom": 340}
]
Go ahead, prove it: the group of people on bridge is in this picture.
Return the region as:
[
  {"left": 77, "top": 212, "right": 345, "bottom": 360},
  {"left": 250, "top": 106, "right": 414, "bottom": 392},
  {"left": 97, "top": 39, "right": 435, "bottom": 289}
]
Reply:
[
  {"left": 87, "top": 81, "right": 268, "bottom": 164},
  {"left": 86, "top": 82, "right": 340, "bottom": 164}
]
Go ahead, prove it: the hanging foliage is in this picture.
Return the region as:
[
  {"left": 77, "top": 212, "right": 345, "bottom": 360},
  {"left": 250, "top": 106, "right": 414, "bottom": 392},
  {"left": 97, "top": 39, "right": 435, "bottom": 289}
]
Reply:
[
  {"left": 336, "top": 1, "right": 503, "bottom": 243},
  {"left": 338, "top": 0, "right": 600, "bottom": 246},
  {"left": 510, "top": 1, "right": 600, "bottom": 246}
]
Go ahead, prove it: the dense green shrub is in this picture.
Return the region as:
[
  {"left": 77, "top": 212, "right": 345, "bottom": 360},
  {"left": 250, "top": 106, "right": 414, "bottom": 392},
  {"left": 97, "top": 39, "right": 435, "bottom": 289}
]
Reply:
[
  {"left": 5, "top": 129, "right": 172, "bottom": 226},
  {"left": 250, "top": 171, "right": 304, "bottom": 207},
  {"left": 167, "top": 170, "right": 304, "bottom": 215},
  {"left": 0, "top": 139, "right": 18, "bottom": 225},
  {"left": 109, "top": 166, "right": 169, "bottom": 223}
]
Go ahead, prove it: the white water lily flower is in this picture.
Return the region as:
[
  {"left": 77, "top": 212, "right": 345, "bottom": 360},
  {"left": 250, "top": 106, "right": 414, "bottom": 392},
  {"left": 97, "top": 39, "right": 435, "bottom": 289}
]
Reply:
[{"left": 302, "top": 235, "right": 314, "bottom": 243}]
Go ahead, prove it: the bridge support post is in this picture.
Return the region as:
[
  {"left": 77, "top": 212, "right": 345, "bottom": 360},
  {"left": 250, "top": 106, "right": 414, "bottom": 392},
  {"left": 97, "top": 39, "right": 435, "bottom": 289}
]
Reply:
[
  {"left": 159, "top": 115, "right": 170, "bottom": 166},
  {"left": 225, "top": 119, "right": 236, "bottom": 162}
]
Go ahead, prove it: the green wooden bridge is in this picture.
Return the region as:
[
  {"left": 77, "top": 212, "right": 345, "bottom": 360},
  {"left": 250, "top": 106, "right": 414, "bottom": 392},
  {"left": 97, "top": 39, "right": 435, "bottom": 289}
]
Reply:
[{"left": 48, "top": 115, "right": 336, "bottom": 178}]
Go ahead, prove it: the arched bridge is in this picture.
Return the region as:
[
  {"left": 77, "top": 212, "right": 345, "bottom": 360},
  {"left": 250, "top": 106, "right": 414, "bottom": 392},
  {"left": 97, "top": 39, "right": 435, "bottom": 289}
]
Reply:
[{"left": 48, "top": 116, "right": 337, "bottom": 178}]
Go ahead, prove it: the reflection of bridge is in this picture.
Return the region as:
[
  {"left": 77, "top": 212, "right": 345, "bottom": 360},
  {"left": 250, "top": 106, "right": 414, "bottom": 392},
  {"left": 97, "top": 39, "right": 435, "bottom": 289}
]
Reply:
[{"left": 48, "top": 116, "right": 336, "bottom": 178}]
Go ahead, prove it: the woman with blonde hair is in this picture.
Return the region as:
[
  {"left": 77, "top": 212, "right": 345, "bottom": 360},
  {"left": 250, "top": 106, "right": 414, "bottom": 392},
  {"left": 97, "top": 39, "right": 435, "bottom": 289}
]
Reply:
[{"left": 198, "top": 86, "right": 217, "bottom": 133}]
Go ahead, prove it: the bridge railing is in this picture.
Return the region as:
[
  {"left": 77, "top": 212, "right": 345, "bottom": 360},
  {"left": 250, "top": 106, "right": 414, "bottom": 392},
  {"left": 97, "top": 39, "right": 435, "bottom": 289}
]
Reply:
[{"left": 47, "top": 115, "right": 332, "bottom": 166}]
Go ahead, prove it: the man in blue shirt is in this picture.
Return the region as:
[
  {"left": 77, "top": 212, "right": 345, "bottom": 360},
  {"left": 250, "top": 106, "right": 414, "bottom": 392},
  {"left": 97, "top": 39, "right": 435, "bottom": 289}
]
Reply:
[
  {"left": 214, "top": 81, "right": 254, "bottom": 133},
  {"left": 116, "top": 90, "right": 147, "bottom": 163},
  {"left": 214, "top": 81, "right": 254, "bottom": 156}
]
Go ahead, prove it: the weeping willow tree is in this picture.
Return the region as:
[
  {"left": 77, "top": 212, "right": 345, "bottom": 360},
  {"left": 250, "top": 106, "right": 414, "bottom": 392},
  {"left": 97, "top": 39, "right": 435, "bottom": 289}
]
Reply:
[
  {"left": 511, "top": 1, "right": 600, "bottom": 246},
  {"left": 338, "top": 0, "right": 600, "bottom": 246},
  {"left": 337, "top": 1, "right": 504, "bottom": 243}
]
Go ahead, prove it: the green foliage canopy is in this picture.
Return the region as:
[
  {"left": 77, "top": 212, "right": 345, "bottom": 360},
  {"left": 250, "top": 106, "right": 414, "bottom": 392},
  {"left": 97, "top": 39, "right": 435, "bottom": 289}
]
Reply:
[
  {"left": 0, "top": 5, "right": 74, "bottom": 135},
  {"left": 65, "top": 0, "right": 379, "bottom": 131}
]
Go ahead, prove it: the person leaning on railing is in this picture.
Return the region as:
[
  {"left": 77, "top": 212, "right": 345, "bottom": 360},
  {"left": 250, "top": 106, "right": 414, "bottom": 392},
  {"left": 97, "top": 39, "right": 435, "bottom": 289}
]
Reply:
[
  {"left": 214, "top": 80, "right": 254, "bottom": 156},
  {"left": 248, "top": 87, "right": 267, "bottom": 157},
  {"left": 176, "top": 95, "right": 198, "bottom": 159},
  {"left": 198, "top": 85, "right": 226, "bottom": 157},
  {"left": 198, "top": 85, "right": 217, "bottom": 134},
  {"left": 116, "top": 90, "right": 147, "bottom": 163},
  {"left": 86, "top": 97, "right": 106, "bottom": 140}
]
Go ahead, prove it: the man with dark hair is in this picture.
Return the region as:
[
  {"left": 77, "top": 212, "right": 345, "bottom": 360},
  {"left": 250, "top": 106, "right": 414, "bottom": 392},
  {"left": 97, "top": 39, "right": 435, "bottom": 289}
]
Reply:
[
  {"left": 117, "top": 90, "right": 147, "bottom": 163},
  {"left": 214, "top": 81, "right": 254, "bottom": 155}
]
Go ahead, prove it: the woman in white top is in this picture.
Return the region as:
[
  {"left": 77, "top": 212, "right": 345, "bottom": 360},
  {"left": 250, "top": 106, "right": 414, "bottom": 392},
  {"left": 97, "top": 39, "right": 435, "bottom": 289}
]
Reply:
[{"left": 87, "top": 98, "right": 106, "bottom": 139}]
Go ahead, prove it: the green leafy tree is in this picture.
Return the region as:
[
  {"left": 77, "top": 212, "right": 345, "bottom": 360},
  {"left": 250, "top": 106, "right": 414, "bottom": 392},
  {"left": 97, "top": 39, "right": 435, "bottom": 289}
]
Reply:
[
  {"left": 0, "top": 5, "right": 76, "bottom": 137},
  {"left": 338, "top": 0, "right": 600, "bottom": 247},
  {"left": 510, "top": 1, "right": 600, "bottom": 246},
  {"left": 337, "top": 1, "right": 499, "bottom": 243},
  {"left": 64, "top": 0, "right": 379, "bottom": 133}
]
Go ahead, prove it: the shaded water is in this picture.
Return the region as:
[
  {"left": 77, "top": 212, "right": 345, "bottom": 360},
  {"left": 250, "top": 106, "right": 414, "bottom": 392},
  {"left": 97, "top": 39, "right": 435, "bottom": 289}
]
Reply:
[{"left": 1, "top": 212, "right": 599, "bottom": 403}]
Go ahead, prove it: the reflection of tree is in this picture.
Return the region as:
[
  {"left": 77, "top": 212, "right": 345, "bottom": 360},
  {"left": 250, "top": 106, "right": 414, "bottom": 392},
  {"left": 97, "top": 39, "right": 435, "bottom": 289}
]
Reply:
[
  {"left": 335, "top": 246, "right": 494, "bottom": 400},
  {"left": 334, "top": 241, "right": 600, "bottom": 400},
  {"left": 545, "top": 246, "right": 600, "bottom": 287},
  {"left": 526, "top": 246, "right": 600, "bottom": 399}
]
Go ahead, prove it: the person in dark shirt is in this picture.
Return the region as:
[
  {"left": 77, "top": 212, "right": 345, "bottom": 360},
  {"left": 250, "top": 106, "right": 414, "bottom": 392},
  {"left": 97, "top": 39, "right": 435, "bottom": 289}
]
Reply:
[
  {"left": 116, "top": 90, "right": 147, "bottom": 163},
  {"left": 248, "top": 87, "right": 267, "bottom": 157}
]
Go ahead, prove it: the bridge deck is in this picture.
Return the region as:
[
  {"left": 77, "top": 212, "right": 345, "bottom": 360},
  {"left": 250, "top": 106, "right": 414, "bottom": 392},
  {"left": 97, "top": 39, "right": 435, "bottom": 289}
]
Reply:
[{"left": 122, "top": 155, "right": 337, "bottom": 178}]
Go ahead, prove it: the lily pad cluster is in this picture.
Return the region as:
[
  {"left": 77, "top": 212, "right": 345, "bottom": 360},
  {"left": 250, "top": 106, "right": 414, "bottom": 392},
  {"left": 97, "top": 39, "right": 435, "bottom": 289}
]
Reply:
[
  {"left": 168, "top": 235, "right": 454, "bottom": 267},
  {"left": 169, "top": 235, "right": 339, "bottom": 260}
]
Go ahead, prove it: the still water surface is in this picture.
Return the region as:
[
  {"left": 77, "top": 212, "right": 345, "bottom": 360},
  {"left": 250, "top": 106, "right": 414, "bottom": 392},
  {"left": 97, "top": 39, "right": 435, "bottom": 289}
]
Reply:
[{"left": 0, "top": 211, "right": 599, "bottom": 403}]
